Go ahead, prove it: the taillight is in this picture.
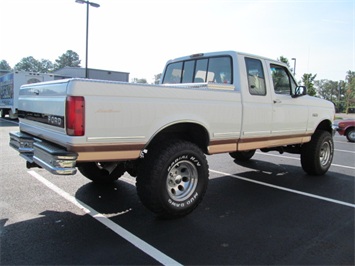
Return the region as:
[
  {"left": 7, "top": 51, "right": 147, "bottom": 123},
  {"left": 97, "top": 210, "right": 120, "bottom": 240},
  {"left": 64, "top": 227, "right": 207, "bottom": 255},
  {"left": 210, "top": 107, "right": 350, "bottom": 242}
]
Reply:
[{"left": 66, "top": 96, "right": 85, "bottom": 136}]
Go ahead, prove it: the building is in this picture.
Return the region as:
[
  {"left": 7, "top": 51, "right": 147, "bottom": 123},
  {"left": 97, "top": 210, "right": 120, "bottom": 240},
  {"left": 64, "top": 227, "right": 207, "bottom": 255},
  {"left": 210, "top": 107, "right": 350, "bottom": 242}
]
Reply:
[
  {"left": 0, "top": 69, "right": 11, "bottom": 76},
  {"left": 53, "top": 67, "right": 129, "bottom": 82}
]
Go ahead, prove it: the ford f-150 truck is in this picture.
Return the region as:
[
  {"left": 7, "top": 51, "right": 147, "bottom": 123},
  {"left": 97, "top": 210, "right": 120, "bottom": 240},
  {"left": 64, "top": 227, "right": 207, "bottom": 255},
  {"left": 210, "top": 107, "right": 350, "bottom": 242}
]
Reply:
[{"left": 9, "top": 51, "right": 335, "bottom": 218}]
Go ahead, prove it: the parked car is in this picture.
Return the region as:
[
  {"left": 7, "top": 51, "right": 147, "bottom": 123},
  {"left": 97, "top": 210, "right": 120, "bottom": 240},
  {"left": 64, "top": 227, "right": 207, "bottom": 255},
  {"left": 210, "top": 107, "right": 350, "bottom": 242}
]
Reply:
[{"left": 337, "top": 119, "right": 355, "bottom": 142}]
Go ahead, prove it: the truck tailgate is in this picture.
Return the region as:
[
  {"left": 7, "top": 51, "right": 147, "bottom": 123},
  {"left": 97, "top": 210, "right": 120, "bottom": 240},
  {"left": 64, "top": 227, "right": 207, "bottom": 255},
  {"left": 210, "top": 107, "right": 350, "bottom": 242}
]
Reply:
[{"left": 18, "top": 79, "right": 69, "bottom": 133}]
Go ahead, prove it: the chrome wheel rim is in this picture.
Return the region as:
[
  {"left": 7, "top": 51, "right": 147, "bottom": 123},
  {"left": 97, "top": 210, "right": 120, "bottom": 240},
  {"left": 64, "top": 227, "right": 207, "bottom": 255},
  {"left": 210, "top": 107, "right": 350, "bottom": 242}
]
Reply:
[
  {"left": 166, "top": 160, "right": 198, "bottom": 202},
  {"left": 319, "top": 141, "right": 331, "bottom": 166}
]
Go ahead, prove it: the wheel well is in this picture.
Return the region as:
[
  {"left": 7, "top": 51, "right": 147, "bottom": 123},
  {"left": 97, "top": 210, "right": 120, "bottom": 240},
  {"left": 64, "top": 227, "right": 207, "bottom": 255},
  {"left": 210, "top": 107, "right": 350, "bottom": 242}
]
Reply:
[
  {"left": 345, "top": 126, "right": 355, "bottom": 134},
  {"left": 146, "top": 123, "right": 209, "bottom": 154},
  {"left": 316, "top": 120, "right": 333, "bottom": 134}
]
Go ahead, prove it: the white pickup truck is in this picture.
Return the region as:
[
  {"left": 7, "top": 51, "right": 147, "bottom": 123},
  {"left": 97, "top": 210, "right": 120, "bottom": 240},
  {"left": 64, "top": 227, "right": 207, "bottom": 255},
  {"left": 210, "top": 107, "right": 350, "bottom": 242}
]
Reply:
[{"left": 9, "top": 51, "right": 335, "bottom": 218}]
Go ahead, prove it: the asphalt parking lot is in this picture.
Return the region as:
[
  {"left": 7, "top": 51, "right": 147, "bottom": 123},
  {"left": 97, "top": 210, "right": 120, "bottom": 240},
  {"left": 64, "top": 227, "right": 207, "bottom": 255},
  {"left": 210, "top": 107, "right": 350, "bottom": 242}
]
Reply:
[{"left": 1, "top": 117, "right": 354, "bottom": 265}]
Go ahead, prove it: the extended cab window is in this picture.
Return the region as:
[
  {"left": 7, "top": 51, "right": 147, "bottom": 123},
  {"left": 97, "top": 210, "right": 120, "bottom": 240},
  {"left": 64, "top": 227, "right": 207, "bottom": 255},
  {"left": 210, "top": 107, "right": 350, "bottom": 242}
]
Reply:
[
  {"left": 270, "top": 64, "right": 297, "bottom": 95},
  {"left": 245, "top": 58, "right": 266, "bottom": 96},
  {"left": 163, "top": 62, "right": 183, "bottom": 84},
  {"left": 162, "top": 56, "right": 232, "bottom": 84}
]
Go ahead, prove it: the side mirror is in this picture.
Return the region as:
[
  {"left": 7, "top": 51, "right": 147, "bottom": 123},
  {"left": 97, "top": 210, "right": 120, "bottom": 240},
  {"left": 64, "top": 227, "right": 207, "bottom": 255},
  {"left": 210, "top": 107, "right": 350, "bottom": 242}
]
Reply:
[{"left": 292, "top": 86, "right": 307, "bottom": 98}]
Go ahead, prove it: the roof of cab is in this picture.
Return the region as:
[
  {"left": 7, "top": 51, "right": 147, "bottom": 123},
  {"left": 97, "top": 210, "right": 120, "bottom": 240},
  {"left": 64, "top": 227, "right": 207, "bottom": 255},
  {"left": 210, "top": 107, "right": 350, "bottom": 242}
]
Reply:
[{"left": 166, "top": 50, "right": 286, "bottom": 66}]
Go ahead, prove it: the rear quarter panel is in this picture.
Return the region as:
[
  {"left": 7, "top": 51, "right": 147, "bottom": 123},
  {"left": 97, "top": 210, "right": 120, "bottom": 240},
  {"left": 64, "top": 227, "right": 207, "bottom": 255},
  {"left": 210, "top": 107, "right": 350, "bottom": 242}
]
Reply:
[{"left": 66, "top": 79, "right": 242, "bottom": 147}]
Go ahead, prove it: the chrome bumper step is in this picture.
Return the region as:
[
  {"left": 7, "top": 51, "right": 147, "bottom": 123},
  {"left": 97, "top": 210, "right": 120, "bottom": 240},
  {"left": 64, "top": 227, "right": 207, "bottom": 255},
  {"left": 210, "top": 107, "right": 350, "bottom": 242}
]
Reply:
[{"left": 9, "top": 131, "right": 78, "bottom": 175}]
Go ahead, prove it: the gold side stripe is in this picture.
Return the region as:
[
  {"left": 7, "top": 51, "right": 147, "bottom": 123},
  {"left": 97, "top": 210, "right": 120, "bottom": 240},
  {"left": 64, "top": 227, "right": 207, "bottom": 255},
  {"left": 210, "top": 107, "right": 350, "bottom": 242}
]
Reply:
[
  {"left": 208, "top": 134, "right": 312, "bottom": 155},
  {"left": 77, "top": 150, "right": 141, "bottom": 162}
]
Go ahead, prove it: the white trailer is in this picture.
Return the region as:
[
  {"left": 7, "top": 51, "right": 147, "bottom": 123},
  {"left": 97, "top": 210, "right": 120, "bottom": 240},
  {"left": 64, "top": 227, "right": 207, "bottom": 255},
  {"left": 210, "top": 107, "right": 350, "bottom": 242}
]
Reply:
[{"left": 0, "top": 71, "right": 63, "bottom": 119}]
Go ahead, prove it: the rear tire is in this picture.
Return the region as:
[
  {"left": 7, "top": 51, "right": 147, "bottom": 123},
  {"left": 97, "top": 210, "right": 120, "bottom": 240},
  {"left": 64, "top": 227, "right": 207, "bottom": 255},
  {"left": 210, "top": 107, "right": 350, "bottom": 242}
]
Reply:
[
  {"left": 137, "top": 140, "right": 209, "bottom": 218},
  {"left": 78, "top": 162, "right": 125, "bottom": 183},
  {"left": 229, "top": 150, "right": 256, "bottom": 161},
  {"left": 301, "top": 130, "right": 334, "bottom": 175}
]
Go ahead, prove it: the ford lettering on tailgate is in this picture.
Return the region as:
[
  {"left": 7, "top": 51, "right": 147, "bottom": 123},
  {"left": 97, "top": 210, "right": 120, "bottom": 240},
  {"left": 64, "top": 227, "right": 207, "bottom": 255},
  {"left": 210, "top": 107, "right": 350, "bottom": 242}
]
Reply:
[{"left": 18, "top": 110, "right": 64, "bottom": 128}]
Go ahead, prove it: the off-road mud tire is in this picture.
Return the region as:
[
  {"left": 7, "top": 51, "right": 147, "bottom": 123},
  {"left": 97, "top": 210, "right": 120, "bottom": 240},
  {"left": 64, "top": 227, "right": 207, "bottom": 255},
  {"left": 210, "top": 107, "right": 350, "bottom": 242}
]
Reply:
[
  {"left": 137, "top": 140, "right": 209, "bottom": 218},
  {"left": 301, "top": 130, "right": 334, "bottom": 175},
  {"left": 229, "top": 150, "right": 256, "bottom": 161},
  {"left": 78, "top": 162, "right": 125, "bottom": 183}
]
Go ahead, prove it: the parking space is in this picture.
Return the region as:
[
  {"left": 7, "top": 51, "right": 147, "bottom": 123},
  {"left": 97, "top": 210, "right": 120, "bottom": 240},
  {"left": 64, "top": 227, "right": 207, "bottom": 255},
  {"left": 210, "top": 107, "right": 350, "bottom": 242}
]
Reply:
[{"left": 1, "top": 119, "right": 354, "bottom": 265}]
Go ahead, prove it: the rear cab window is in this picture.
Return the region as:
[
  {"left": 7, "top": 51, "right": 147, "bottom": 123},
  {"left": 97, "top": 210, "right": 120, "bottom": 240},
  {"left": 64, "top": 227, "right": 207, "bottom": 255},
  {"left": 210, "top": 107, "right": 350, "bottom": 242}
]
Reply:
[{"left": 162, "top": 56, "right": 233, "bottom": 85}]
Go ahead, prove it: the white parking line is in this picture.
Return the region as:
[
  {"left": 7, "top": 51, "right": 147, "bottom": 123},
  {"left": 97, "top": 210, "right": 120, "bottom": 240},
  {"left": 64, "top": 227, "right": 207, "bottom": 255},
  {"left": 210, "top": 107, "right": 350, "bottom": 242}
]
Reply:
[
  {"left": 256, "top": 152, "right": 355, "bottom": 170},
  {"left": 335, "top": 148, "right": 355, "bottom": 154},
  {"left": 28, "top": 170, "right": 182, "bottom": 266},
  {"left": 210, "top": 169, "right": 355, "bottom": 208}
]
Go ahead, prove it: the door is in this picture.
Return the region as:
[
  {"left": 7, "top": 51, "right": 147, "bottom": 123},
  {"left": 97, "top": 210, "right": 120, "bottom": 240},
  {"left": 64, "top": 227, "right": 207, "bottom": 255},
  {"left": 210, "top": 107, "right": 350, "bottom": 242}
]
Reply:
[
  {"left": 268, "top": 63, "right": 308, "bottom": 136},
  {"left": 240, "top": 57, "right": 273, "bottom": 138}
]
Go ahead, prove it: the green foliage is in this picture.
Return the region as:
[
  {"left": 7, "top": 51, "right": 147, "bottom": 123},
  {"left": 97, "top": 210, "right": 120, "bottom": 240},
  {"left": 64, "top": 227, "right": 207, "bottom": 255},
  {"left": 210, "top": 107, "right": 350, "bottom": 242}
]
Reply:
[
  {"left": 301, "top": 73, "right": 317, "bottom": 96},
  {"left": 132, "top": 78, "right": 147, "bottom": 84},
  {"left": 14, "top": 56, "right": 41, "bottom": 72},
  {"left": 277, "top": 56, "right": 290, "bottom": 67},
  {"left": 54, "top": 50, "right": 81, "bottom": 70},
  {"left": 0, "top": 60, "right": 12, "bottom": 71},
  {"left": 14, "top": 57, "right": 54, "bottom": 73},
  {"left": 277, "top": 55, "right": 294, "bottom": 74},
  {"left": 7, "top": 50, "right": 81, "bottom": 73},
  {"left": 315, "top": 79, "right": 339, "bottom": 101},
  {"left": 154, "top": 73, "right": 162, "bottom": 84},
  {"left": 344, "top": 70, "right": 355, "bottom": 113},
  {"left": 39, "top": 59, "right": 54, "bottom": 73}
]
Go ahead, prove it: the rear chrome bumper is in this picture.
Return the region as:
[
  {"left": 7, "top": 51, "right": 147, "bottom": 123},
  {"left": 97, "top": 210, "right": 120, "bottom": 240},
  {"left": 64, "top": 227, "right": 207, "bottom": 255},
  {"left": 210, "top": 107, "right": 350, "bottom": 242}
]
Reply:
[{"left": 9, "top": 131, "right": 77, "bottom": 175}]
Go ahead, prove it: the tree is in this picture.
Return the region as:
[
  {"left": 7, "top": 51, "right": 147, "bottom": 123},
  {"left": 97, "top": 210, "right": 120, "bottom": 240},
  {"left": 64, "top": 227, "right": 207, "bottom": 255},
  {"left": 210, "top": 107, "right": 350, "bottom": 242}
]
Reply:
[
  {"left": 277, "top": 56, "right": 294, "bottom": 74},
  {"left": 14, "top": 56, "right": 41, "bottom": 72},
  {"left": 301, "top": 73, "right": 317, "bottom": 96},
  {"left": 132, "top": 78, "right": 147, "bottom": 83},
  {"left": 54, "top": 50, "right": 81, "bottom": 70},
  {"left": 14, "top": 56, "right": 54, "bottom": 73},
  {"left": 344, "top": 70, "right": 355, "bottom": 113},
  {"left": 315, "top": 79, "right": 344, "bottom": 111},
  {"left": 277, "top": 56, "right": 290, "bottom": 67},
  {"left": 154, "top": 73, "right": 162, "bottom": 84},
  {"left": 38, "top": 59, "right": 54, "bottom": 73},
  {"left": 0, "top": 60, "right": 12, "bottom": 71},
  {"left": 315, "top": 79, "right": 338, "bottom": 101}
]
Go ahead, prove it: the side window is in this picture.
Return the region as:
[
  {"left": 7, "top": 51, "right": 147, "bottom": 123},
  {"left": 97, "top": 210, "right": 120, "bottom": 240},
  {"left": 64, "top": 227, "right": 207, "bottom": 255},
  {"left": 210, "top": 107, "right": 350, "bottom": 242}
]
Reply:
[
  {"left": 245, "top": 58, "right": 266, "bottom": 96},
  {"left": 208, "top": 57, "right": 232, "bottom": 84},
  {"left": 270, "top": 64, "right": 297, "bottom": 95}
]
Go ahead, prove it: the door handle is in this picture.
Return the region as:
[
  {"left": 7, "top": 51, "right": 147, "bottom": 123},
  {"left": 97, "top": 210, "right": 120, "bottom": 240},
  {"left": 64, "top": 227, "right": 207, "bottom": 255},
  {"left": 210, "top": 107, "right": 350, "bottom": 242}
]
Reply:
[{"left": 273, "top": 99, "right": 282, "bottom": 104}]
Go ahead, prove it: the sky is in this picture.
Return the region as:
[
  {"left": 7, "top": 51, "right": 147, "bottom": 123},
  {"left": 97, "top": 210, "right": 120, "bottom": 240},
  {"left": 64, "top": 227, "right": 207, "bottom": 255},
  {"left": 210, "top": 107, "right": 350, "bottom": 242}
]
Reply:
[{"left": 0, "top": 0, "right": 354, "bottom": 83}]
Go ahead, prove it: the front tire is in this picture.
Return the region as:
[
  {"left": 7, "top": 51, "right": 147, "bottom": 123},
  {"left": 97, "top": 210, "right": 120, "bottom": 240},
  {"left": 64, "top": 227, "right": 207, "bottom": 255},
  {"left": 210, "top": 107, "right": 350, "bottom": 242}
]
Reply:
[
  {"left": 78, "top": 162, "right": 125, "bottom": 183},
  {"left": 301, "top": 130, "right": 334, "bottom": 175},
  {"left": 137, "top": 140, "right": 209, "bottom": 218}
]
